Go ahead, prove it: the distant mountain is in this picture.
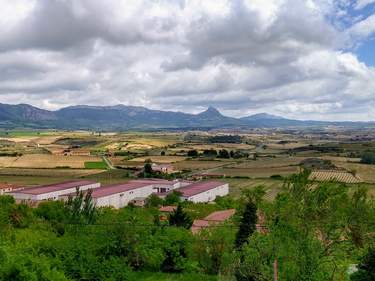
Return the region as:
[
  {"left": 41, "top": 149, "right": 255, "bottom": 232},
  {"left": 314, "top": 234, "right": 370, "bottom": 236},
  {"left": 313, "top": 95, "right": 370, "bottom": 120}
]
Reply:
[
  {"left": 0, "top": 103, "right": 373, "bottom": 130},
  {"left": 241, "top": 113, "right": 284, "bottom": 121}
]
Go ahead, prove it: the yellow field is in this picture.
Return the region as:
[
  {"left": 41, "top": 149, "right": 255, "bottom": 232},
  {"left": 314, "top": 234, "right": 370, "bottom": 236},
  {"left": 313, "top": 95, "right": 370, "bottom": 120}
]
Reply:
[
  {"left": 309, "top": 170, "right": 362, "bottom": 183},
  {"left": 331, "top": 162, "right": 375, "bottom": 183},
  {"left": 0, "top": 154, "right": 101, "bottom": 169}
]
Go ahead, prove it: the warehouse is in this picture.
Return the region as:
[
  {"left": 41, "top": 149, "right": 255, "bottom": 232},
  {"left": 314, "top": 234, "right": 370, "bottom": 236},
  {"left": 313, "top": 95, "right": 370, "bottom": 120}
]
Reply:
[
  {"left": 88, "top": 182, "right": 157, "bottom": 208},
  {"left": 8, "top": 180, "right": 100, "bottom": 201},
  {"left": 178, "top": 181, "right": 229, "bottom": 203}
]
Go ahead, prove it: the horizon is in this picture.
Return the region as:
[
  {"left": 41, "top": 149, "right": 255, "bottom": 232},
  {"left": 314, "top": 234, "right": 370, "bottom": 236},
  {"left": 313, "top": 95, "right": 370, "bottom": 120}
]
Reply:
[
  {"left": 0, "top": 1, "right": 374, "bottom": 122},
  {"left": 1, "top": 101, "right": 374, "bottom": 123}
]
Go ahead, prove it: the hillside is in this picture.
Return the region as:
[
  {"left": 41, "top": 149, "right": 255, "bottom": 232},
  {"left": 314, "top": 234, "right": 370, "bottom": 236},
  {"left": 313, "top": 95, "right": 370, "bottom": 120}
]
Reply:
[{"left": 0, "top": 103, "right": 373, "bottom": 130}]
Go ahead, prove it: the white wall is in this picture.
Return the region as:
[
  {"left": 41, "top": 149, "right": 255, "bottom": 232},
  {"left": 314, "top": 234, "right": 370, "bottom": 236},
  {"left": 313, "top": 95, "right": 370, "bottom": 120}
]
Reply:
[
  {"left": 8, "top": 182, "right": 101, "bottom": 201},
  {"left": 94, "top": 184, "right": 155, "bottom": 208},
  {"left": 181, "top": 183, "right": 229, "bottom": 203}
]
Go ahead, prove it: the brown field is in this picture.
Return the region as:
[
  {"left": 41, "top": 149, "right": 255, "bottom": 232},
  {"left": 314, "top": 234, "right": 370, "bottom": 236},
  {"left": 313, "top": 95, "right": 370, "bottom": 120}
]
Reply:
[
  {"left": 0, "top": 168, "right": 102, "bottom": 177},
  {"left": 220, "top": 178, "right": 284, "bottom": 199},
  {"left": 0, "top": 154, "right": 101, "bottom": 169},
  {"left": 187, "top": 143, "right": 255, "bottom": 151},
  {"left": 309, "top": 170, "right": 362, "bottom": 183},
  {"left": 231, "top": 157, "right": 304, "bottom": 169},
  {"left": 129, "top": 156, "right": 186, "bottom": 163},
  {"left": 174, "top": 160, "right": 233, "bottom": 171},
  {"left": 214, "top": 166, "right": 300, "bottom": 178}
]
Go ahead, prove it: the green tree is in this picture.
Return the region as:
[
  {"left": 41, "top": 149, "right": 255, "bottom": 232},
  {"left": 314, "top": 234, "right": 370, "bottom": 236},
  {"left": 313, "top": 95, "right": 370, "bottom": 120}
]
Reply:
[
  {"left": 165, "top": 190, "right": 182, "bottom": 205},
  {"left": 235, "top": 200, "right": 257, "bottom": 249},
  {"left": 146, "top": 194, "right": 164, "bottom": 208},
  {"left": 360, "top": 152, "right": 375, "bottom": 164},
  {"left": 351, "top": 248, "right": 375, "bottom": 281},
  {"left": 218, "top": 149, "right": 230, "bottom": 159},
  {"left": 65, "top": 188, "right": 96, "bottom": 224},
  {"left": 144, "top": 163, "right": 153, "bottom": 174},
  {"left": 187, "top": 150, "right": 198, "bottom": 157},
  {"left": 168, "top": 204, "right": 193, "bottom": 229}
]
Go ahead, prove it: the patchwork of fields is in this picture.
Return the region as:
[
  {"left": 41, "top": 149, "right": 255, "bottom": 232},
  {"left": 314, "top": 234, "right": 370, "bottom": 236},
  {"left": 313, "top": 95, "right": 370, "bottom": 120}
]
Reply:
[{"left": 0, "top": 129, "right": 374, "bottom": 198}]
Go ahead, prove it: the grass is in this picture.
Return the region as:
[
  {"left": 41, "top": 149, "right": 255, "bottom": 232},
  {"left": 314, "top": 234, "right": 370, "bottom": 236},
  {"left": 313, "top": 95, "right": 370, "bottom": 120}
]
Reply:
[
  {"left": 84, "top": 161, "right": 108, "bottom": 169},
  {"left": 220, "top": 178, "right": 284, "bottom": 199}
]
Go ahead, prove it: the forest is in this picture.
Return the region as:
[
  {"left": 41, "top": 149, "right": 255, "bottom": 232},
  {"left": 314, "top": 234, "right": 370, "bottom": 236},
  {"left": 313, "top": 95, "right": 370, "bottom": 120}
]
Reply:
[{"left": 0, "top": 171, "right": 374, "bottom": 281}]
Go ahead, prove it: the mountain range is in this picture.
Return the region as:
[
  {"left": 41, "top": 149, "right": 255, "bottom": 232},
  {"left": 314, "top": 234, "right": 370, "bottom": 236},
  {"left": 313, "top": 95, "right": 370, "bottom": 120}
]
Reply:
[{"left": 0, "top": 103, "right": 373, "bottom": 130}]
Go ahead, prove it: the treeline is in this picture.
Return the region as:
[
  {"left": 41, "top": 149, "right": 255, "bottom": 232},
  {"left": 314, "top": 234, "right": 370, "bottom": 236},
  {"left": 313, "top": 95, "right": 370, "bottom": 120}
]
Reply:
[
  {"left": 187, "top": 149, "right": 251, "bottom": 159},
  {"left": 0, "top": 172, "right": 374, "bottom": 280}
]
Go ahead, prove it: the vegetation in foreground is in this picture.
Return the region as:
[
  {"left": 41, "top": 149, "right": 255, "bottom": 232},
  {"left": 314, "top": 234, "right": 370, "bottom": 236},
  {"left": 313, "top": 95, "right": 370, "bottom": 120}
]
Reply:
[{"left": 0, "top": 171, "right": 374, "bottom": 280}]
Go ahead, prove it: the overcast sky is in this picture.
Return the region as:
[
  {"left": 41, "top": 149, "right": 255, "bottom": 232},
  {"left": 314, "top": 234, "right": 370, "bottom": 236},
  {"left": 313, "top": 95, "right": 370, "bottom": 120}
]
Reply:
[{"left": 0, "top": 0, "right": 374, "bottom": 121}]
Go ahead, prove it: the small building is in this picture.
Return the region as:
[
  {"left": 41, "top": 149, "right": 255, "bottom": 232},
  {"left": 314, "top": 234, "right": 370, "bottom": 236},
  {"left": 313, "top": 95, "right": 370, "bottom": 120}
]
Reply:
[
  {"left": 178, "top": 181, "right": 229, "bottom": 203},
  {"left": 151, "top": 163, "right": 175, "bottom": 174},
  {"left": 191, "top": 209, "right": 236, "bottom": 234},
  {"left": 7, "top": 180, "right": 100, "bottom": 201},
  {"left": 0, "top": 183, "right": 17, "bottom": 195}
]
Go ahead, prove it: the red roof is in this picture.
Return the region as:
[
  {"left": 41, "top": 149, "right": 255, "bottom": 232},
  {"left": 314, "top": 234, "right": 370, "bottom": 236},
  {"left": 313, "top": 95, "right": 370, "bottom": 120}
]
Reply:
[
  {"left": 159, "top": 206, "right": 177, "bottom": 212},
  {"left": 90, "top": 182, "right": 152, "bottom": 198},
  {"left": 178, "top": 181, "right": 225, "bottom": 197},
  {"left": 128, "top": 179, "right": 174, "bottom": 185},
  {"left": 11, "top": 180, "right": 97, "bottom": 195},
  {"left": 204, "top": 209, "right": 235, "bottom": 221}
]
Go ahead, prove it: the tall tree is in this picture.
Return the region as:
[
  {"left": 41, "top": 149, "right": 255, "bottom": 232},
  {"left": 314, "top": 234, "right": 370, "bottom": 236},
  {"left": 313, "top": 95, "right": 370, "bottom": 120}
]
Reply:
[
  {"left": 235, "top": 200, "right": 257, "bottom": 249},
  {"left": 168, "top": 204, "right": 193, "bottom": 229}
]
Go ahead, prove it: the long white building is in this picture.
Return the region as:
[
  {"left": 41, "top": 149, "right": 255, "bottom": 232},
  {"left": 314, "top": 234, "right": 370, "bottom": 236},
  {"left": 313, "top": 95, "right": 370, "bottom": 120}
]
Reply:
[
  {"left": 7, "top": 180, "right": 100, "bottom": 201},
  {"left": 177, "top": 181, "right": 229, "bottom": 203}
]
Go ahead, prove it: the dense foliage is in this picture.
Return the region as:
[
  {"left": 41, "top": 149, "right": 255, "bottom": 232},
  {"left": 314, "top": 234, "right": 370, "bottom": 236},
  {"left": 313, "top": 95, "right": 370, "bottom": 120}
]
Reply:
[
  {"left": 0, "top": 171, "right": 374, "bottom": 280},
  {"left": 361, "top": 152, "right": 375, "bottom": 164}
]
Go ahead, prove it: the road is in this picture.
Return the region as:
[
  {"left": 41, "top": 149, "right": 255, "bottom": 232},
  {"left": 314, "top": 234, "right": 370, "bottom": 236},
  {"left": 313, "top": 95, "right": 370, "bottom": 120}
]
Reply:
[{"left": 102, "top": 156, "right": 115, "bottom": 170}]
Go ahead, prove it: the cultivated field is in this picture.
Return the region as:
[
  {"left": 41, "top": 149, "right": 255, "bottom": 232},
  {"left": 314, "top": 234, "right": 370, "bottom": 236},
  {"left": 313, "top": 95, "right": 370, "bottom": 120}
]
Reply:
[{"left": 0, "top": 155, "right": 101, "bottom": 169}]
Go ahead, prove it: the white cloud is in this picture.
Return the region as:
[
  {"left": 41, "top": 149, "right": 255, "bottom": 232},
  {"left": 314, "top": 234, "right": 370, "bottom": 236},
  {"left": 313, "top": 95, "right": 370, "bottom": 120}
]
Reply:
[{"left": 0, "top": 0, "right": 374, "bottom": 121}]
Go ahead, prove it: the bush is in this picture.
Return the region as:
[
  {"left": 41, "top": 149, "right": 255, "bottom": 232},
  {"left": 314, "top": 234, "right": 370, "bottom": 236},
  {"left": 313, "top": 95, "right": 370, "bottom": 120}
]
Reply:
[{"left": 360, "top": 152, "right": 375, "bottom": 164}]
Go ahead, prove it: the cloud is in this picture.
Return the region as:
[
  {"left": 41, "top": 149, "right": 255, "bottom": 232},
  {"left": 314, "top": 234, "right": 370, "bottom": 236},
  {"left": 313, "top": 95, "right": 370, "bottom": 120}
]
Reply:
[{"left": 0, "top": 0, "right": 374, "bottom": 121}]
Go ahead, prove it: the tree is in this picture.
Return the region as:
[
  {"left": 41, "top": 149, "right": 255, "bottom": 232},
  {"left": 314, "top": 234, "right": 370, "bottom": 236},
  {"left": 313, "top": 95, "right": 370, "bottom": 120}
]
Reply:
[
  {"left": 218, "top": 149, "right": 230, "bottom": 159},
  {"left": 165, "top": 190, "right": 182, "bottom": 205},
  {"left": 351, "top": 248, "right": 375, "bottom": 281},
  {"left": 146, "top": 194, "right": 164, "bottom": 208},
  {"left": 144, "top": 163, "right": 153, "bottom": 174},
  {"left": 187, "top": 150, "right": 198, "bottom": 157},
  {"left": 235, "top": 200, "right": 257, "bottom": 249},
  {"left": 168, "top": 204, "right": 193, "bottom": 229},
  {"left": 360, "top": 152, "right": 375, "bottom": 164},
  {"left": 65, "top": 188, "right": 96, "bottom": 224}
]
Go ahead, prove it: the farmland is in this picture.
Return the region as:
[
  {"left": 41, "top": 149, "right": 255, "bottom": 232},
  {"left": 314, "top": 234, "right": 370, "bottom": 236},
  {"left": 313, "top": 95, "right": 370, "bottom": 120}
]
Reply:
[{"left": 0, "top": 128, "right": 374, "bottom": 198}]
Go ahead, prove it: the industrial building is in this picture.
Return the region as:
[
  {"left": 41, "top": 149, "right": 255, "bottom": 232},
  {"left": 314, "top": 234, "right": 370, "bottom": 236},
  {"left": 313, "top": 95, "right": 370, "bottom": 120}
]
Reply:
[
  {"left": 5, "top": 178, "right": 229, "bottom": 209},
  {"left": 177, "top": 181, "right": 229, "bottom": 203},
  {"left": 7, "top": 180, "right": 100, "bottom": 201}
]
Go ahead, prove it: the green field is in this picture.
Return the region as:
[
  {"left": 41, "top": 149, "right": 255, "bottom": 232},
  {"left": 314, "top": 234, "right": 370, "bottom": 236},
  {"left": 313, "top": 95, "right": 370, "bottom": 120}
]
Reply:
[{"left": 84, "top": 161, "right": 108, "bottom": 169}]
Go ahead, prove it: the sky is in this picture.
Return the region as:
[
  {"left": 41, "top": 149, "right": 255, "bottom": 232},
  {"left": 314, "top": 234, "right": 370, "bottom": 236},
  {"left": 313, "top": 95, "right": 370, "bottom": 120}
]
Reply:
[{"left": 0, "top": 0, "right": 374, "bottom": 121}]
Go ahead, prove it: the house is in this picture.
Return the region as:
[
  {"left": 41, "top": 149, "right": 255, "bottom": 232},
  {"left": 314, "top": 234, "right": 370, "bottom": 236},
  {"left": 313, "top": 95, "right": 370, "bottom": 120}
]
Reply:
[
  {"left": 191, "top": 209, "right": 236, "bottom": 234},
  {"left": 0, "top": 183, "right": 17, "bottom": 195},
  {"left": 177, "top": 181, "right": 229, "bottom": 203},
  {"left": 7, "top": 180, "right": 100, "bottom": 201},
  {"left": 151, "top": 163, "right": 175, "bottom": 174}
]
